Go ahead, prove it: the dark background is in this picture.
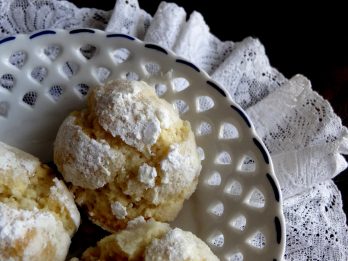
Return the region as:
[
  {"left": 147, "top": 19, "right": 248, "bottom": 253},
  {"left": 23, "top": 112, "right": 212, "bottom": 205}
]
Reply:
[{"left": 70, "top": 0, "right": 348, "bottom": 221}]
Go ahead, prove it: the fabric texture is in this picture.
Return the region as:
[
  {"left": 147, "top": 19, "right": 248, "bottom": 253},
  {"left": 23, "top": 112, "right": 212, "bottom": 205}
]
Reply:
[{"left": 0, "top": 0, "right": 347, "bottom": 260}]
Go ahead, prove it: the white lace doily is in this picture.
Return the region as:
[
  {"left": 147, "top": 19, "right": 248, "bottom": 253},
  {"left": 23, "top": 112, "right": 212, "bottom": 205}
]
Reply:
[{"left": 1, "top": 0, "right": 347, "bottom": 260}]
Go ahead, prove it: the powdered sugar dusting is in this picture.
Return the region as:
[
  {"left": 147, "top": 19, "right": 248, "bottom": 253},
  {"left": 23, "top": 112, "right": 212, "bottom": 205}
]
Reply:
[
  {"left": 93, "top": 80, "right": 178, "bottom": 154},
  {"left": 156, "top": 110, "right": 172, "bottom": 129},
  {"left": 149, "top": 187, "right": 161, "bottom": 205},
  {"left": 127, "top": 216, "right": 146, "bottom": 228},
  {"left": 160, "top": 134, "right": 201, "bottom": 192},
  {"left": 111, "top": 201, "right": 128, "bottom": 219},
  {"left": 54, "top": 115, "right": 125, "bottom": 189},
  {"left": 0, "top": 203, "right": 70, "bottom": 261},
  {"left": 145, "top": 227, "right": 219, "bottom": 261},
  {"left": 0, "top": 141, "right": 39, "bottom": 181},
  {"left": 50, "top": 178, "right": 80, "bottom": 229},
  {"left": 138, "top": 163, "right": 157, "bottom": 188}
]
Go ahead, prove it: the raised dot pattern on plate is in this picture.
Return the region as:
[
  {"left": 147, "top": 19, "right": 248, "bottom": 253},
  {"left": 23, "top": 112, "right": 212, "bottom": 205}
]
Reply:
[{"left": 0, "top": 29, "right": 284, "bottom": 261}]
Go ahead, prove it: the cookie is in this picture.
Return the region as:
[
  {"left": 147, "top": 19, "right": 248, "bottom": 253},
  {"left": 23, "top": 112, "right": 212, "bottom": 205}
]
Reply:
[
  {"left": 79, "top": 217, "right": 219, "bottom": 261},
  {"left": 0, "top": 141, "right": 80, "bottom": 261},
  {"left": 54, "top": 80, "right": 201, "bottom": 232}
]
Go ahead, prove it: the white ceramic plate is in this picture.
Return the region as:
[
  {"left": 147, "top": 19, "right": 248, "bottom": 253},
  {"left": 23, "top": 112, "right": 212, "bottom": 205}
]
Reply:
[{"left": 0, "top": 29, "right": 285, "bottom": 261}]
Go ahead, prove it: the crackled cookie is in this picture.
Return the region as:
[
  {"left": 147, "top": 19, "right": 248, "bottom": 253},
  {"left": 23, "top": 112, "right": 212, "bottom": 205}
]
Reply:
[
  {"left": 0, "top": 141, "right": 80, "bottom": 261},
  {"left": 79, "top": 217, "right": 219, "bottom": 261},
  {"left": 54, "top": 80, "right": 201, "bottom": 232}
]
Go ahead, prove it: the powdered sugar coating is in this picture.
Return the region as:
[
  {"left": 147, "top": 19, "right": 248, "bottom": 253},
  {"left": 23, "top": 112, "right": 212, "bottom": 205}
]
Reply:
[
  {"left": 92, "top": 80, "right": 179, "bottom": 155},
  {"left": 145, "top": 228, "right": 219, "bottom": 261},
  {"left": 0, "top": 141, "right": 39, "bottom": 189},
  {"left": 0, "top": 203, "right": 70, "bottom": 261},
  {"left": 50, "top": 178, "right": 80, "bottom": 228},
  {"left": 155, "top": 132, "right": 202, "bottom": 201},
  {"left": 126, "top": 216, "right": 146, "bottom": 228},
  {"left": 111, "top": 201, "right": 128, "bottom": 219},
  {"left": 54, "top": 115, "right": 125, "bottom": 189},
  {"left": 160, "top": 140, "right": 199, "bottom": 186},
  {"left": 138, "top": 163, "right": 157, "bottom": 188}
]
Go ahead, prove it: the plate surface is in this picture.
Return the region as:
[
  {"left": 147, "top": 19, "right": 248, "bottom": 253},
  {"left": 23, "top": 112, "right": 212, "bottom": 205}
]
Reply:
[{"left": 0, "top": 29, "right": 285, "bottom": 260}]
